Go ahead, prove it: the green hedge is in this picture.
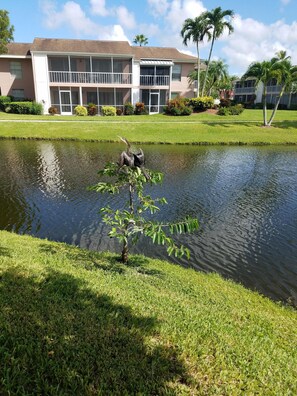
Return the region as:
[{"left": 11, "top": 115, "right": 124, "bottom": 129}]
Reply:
[
  {"left": 6, "top": 101, "right": 43, "bottom": 115},
  {"left": 217, "top": 104, "right": 244, "bottom": 116},
  {"left": 0, "top": 95, "right": 11, "bottom": 111},
  {"left": 189, "top": 96, "right": 214, "bottom": 111}
]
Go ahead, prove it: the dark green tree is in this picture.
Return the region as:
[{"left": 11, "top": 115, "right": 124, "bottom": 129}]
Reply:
[
  {"left": 202, "top": 7, "right": 234, "bottom": 96},
  {"left": 0, "top": 9, "right": 14, "bottom": 54},
  {"left": 133, "top": 34, "right": 148, "bottom": 46},
  {"left": 89, "top": 153, "right": 198, "bottom": 263},
  {"left": 181, "top": 14, "right": 211, "bottom": 97}
]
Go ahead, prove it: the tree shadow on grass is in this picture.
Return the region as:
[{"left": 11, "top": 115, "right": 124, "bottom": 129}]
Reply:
[
  {"left": 39, "top": 243, "right": 164, "bottom": 278},
  {"left": 0, "top": 268, "right": 190, "bottom": 395}
]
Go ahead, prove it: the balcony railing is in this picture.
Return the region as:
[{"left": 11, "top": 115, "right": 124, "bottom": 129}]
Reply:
[
  {"left": 234, "top": 87, "right": 256, "bottom": 94},
  {"left": 140, "top": 75, "right": 170, "bottom": 86},
  {"left": 267, "top": 85, "right": 282, "bottom": 94},
  {"left": 49, "top": 71, "right": 132, "bottom": 84}
]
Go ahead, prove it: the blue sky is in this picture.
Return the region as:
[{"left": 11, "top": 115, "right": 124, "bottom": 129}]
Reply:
[{"left": 2, "top": 0, "right": 297, "bottom": 75}]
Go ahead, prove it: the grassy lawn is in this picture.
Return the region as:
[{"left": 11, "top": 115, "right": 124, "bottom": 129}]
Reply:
[
  {"left": 0, "top": 109, "right": 297, "bottom": 145},
  {"left": 0, "top": 230, "right": 296, "bottom": 395}
]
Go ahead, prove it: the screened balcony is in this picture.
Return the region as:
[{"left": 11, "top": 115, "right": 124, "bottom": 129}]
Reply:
[
  {"left": 48, "top": 55, "right": 132, "bottom": 85},
  {"left": 140, "top": 65, "right": 170, "bottom": 87},
  {"left": 49, "top": 71, "right": 132, "bottom": 84},
  {"left": 140, "top": 75, "right": 170, "bottom": 86}
]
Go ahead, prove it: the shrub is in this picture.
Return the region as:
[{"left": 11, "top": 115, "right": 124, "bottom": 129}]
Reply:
[
  {"left": 6, "top": 101, "right": 43, "bottom": 115},
  {"left": 217, "top": 104, "right": 244, "bottom": 116},
  {"left": 219, "top": 98, "right": 231, "bottom": 108},
  {"left": 124, "top": 102, "right": 134, "bottom": 115},
  {"left": 87, "top": 103, "right": 97, "bottom": 116},
  {"left": 116, "top": 108, "right": 123, "bottom": 116},
  {"left": 48, "top": 106, "right": 58, "bottom": 115},
  {"left": 164, "top": 97, "right": 192, "bottom": 116},
  {"left": 101, "top": 106, "right": 116, "bottom": 116},
  {"left": 217, "top": 107, "right": 230, "bottom": 116},
  {"left": 134, "top": 102, "right": 148, "bottom": 115},
  {"left": 0, "top": 96, "right": 11, "bottom": 111},
  {"left": 229, "top": 104, "right": 244, "bottom": 115},
  {"left": 189, "top": 96, "right": 214, "bottom": 112},
  {"left": 74, "top": 105, "right": 87, "bottom": 116},
  {"left": 30, "top": 102, "right": 43, "bottom": 115}
]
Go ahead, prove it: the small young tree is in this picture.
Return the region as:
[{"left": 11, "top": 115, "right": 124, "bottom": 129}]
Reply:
[
  {"left": 0, "top": 9, "right": 14, "bottom": 54},
  {"left": 89, "top": 154, "right": 198, "bottom": 263}
]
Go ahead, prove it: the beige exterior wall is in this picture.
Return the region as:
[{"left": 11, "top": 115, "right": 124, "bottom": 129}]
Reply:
[
  {"left": 0, "top": 58, "right": 35, "bottom": 99},
  {"left": 170, "top": 63, "right": 195, "bottom": 98}
]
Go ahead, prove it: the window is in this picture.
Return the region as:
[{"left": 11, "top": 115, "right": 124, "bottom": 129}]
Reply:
[
  {"left": 10, "top": 62, "right": 22, "bottom": 79},
  {"left": 12, "top": 89, "right": 25, "bottom": 99},
  {"left": 172, "top": 64, "right": 181, "bottom": 81},
  {"left": 171, "top": 92, "right": 179, "bottom": 99}
]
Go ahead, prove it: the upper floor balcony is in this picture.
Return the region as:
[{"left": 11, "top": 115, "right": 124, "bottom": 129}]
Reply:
[
  {"left": 140, "top": 75, "right": 170, "bottom": 86},
  {"left": 49, "top": 71, "right": 132, "bottom": 85},
  {"left": 234, "top": 86, "right": 256, "bottom": 94}
]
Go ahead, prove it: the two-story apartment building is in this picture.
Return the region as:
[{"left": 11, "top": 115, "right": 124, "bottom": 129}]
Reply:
[
  {"left": 0, "top": 38, "right": 198, "bottom": 115},
  {"left": 233, "top": 77, "right": 297, "bottom": 109}
]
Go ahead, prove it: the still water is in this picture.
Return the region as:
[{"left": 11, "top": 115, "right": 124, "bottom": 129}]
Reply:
[{"left": 0, "top": 140, "right": 296, "bottom": 304}]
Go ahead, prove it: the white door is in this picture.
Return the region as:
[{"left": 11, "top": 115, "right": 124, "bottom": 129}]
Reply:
[
  {"left": 150, "top": 92, "right": 159, "bottom": 114},
  {"left": 59, "top": 91, "right": 72, "bottom": 115}
]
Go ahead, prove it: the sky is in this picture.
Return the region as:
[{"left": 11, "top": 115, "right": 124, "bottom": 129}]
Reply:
[{"left": 2, "top": 0, "right": 297, "bottom": 76}]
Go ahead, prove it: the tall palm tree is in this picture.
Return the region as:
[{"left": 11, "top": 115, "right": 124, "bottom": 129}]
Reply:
[
  {"left": 242, "top": 59, "right": 278, "bottom": 126},
  {"left": 267, "top": 52, "right": 297, "bottom": 126},
  {"left": 181, "top": 14, "right": 211, "bottom": 97},
  {"left": 133, "top": 34, "right": 148, "bottom": 46},
  {"left": 201, "top": 7, "right": 234, "bottom": 96}
]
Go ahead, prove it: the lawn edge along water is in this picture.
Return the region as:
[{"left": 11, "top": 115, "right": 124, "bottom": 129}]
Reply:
[
  {"left": 0, "top": 230, "right": 296, "bottom": 395},
  {"left": 1, "top": 109, "right": 297, "bottom": 145}
]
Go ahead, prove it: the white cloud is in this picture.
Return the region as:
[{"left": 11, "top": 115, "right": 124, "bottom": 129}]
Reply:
[
  {"left": 166, "top": 0, "right": 206, "bottom": 29},
  {"left": 280, "top": 0, "right": 291, "bottom": 5},
  {"left": 41, "top": 0, "right": 98, "bottom": 35},
  {"left": 115, "top": 6, "right": 136, "bottom": 30},
  {"left": 147, "top": 0, "right": 169, "bottom": 17},
  {"left": 221, "top": 15, "right": 297, "bottom": 75},
  {"left": 98, "top": 25, "right": 130, "bottom": 41},
  {"left": 90, "top": 0, "right": 109, "bottom": 17}
]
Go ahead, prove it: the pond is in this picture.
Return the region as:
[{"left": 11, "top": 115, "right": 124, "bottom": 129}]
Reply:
[{"left": 0, "top": 140, "right": 296, "bottom": 305}]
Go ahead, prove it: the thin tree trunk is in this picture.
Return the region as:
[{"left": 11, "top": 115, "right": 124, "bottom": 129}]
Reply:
[
  {"left": 196, "top": 42, "right": 200, "bottom": 97},
  {"left": 268, "top": 87, "right": 285, "bottom": 126},
  {"left": 262, "top": 86, "right": 267, "bottom": 126},
  {"left": 202, "top": 34, "right": 215, "bottom": 96},
  {"left": 121, "top": 240, "right": 129, "bottom": 263}
]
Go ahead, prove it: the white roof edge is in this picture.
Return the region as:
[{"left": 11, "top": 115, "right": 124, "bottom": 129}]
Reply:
[{"left": 30, "top": 50, "right": 134, "bottom": 58}]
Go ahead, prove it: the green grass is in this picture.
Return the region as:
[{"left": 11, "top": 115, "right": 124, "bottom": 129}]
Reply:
[
  {"left": 0, "top": 230, "right": 296, "bottom": 395},
  {"left": 0, "top": 110, "right": 297, "bottom": 145}
]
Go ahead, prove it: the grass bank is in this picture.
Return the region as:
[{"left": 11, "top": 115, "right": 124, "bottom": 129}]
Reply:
[
  {"left": 0, "top": 110, "right": 297, "bottom": 145},
  {"left": 0, "top": 230, "right": 296, "bottom": 395}
]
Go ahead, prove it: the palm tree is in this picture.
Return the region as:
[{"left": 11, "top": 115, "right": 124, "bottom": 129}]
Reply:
[
  {"left": 267, "top": 51, "right": 297, "bottom": 126},
  {"left": 242, "top": 59, "right": 278, "bottom": 126},
  {"left": 181, "top": 14, "right": 211, "bottom": 97},
  {"left": 204, "top": 59, "right": 229, "bottom": 96},
  {"left": 133, "top": 34, "right": 148, "bottom": 46},
  {"left": 202, "top": 7, "right": 234, "bottom": 96}
]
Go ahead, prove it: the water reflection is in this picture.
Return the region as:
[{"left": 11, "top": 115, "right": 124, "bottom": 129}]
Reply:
[{"left": 0, "top": 140, "right": 296, "bottom": 305}]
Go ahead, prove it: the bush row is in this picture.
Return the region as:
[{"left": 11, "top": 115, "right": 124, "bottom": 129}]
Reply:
[
  {"left": 164, "top": 96, "right": 215, "bottom": 116},
  {"left": 0, "top": 96, "right": 43, "bottom": 115},
  {"left": 71, "top": 102, "right": 149, "bottom": 116},
  {"left": 6, "top": 101, "right": 43, "bottom": 115}
]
